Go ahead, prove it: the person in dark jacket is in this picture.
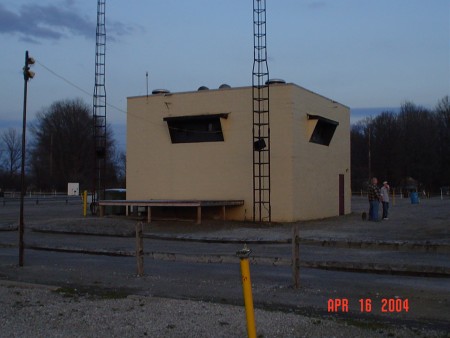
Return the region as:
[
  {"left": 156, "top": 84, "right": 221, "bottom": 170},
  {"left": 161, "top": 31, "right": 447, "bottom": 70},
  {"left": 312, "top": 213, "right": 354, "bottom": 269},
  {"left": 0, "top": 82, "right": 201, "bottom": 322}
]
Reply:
[{"left": 368, "top": 177, "right": 381, "bottom": 221}]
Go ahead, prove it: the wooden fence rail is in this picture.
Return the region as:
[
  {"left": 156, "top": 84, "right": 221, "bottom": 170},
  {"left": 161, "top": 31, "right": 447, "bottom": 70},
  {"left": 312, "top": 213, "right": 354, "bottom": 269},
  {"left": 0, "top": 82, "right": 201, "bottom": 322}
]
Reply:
[{"left": 135, "top": 222, "right": 301, "bottom": 288}]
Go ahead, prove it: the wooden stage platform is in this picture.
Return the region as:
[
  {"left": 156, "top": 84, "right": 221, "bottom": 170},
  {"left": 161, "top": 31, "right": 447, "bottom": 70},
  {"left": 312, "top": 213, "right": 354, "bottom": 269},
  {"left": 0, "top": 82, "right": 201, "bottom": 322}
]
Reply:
[{"left": 98, "top": 199, "right": 244, "bottom": 224}]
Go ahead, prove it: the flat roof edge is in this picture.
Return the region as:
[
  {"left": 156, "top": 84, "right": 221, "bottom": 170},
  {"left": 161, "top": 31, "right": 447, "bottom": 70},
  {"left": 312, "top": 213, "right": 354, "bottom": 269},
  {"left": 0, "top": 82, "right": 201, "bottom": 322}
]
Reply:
[{"left": 127, "top": 82, "right": 349, "bottom": 109}]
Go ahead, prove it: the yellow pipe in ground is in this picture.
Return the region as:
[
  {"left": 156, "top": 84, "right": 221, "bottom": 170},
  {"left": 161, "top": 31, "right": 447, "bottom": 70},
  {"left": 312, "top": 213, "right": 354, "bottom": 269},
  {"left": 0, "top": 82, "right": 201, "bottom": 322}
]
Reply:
[{"left": 237, "top": 245, "right": 256, "bottom": 338}]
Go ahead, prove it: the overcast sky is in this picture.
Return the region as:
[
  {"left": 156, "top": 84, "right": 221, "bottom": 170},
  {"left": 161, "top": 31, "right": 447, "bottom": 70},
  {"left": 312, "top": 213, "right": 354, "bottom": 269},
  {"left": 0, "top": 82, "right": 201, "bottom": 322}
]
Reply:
[{"left": 1, "top": 0, "right": 449, "bottom": 135}]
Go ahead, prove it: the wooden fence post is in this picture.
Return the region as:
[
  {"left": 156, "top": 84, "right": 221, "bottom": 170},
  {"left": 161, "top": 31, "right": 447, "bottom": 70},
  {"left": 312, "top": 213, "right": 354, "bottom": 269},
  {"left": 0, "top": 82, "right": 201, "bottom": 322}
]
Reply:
[
  {"left": 136, "top": 222, "right": 144, "bottom": 276},
  {"left": 292, "top": 225, "right": 300, "bottom": 289}
]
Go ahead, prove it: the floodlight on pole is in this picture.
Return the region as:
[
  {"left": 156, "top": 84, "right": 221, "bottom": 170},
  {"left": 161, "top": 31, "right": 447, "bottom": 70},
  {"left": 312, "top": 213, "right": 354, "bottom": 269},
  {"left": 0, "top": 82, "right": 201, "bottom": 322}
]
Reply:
[{"left": 23, "top": 54, "right": 35, "bottom": 80}]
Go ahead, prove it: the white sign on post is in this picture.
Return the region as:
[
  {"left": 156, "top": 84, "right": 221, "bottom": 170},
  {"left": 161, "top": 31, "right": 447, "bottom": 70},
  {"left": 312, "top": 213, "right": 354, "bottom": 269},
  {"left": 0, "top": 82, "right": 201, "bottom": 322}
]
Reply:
[{"left": 67, "top": 183, "right": 79, "bottom": 196}]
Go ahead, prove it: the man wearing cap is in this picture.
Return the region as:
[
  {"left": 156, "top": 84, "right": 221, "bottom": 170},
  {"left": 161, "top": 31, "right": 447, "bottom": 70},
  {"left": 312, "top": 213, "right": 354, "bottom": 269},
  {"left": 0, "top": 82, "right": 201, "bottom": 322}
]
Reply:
[
  {"left": 380, "top": 181, "right": 390, "bottom": 220},
  {"left": 368, "top": 177, "right": 382, "bottom": 221}
]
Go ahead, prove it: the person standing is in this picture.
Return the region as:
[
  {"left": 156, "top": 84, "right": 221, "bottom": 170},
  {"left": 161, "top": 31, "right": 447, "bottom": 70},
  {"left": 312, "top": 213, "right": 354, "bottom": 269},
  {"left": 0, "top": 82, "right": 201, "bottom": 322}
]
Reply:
[
  {"left": 367, "top": 177, "right": 381, "bottom": 221},
  {"left": 380, "top": 181, "right": 390, "bottom": 220}
]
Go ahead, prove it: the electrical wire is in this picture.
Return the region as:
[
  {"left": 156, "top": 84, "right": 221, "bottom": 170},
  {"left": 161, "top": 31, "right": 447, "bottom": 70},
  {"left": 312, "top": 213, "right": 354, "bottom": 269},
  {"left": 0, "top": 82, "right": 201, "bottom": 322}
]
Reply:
[
  {"left": 35, "top": 59, "right": 249, "bottom": 136},
  {"left": 36, "top": 60, "right": 127, "bottom": 115},
  {"left": 35, "top": 59, "right": 162, "bottom": 128}
]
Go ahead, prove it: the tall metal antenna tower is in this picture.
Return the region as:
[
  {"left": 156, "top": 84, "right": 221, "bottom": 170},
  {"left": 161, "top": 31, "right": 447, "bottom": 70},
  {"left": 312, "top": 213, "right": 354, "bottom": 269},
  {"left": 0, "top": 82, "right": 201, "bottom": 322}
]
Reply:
[
  {"left": 252, "top": 0, "right": 271, "bottom": 222},
  {"left": 92, "top": 0, "right": 107, "bottom": 213}
]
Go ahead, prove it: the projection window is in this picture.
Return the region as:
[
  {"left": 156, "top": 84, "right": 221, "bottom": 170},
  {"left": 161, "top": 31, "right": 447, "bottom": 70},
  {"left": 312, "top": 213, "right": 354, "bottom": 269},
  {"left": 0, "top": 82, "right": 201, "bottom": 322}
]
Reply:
[
  {"left": 163, "top": 113, "right": 228, "bottom": 144},
  {"left": 308, "top": 114, "right": 339, "bottom": 146}
]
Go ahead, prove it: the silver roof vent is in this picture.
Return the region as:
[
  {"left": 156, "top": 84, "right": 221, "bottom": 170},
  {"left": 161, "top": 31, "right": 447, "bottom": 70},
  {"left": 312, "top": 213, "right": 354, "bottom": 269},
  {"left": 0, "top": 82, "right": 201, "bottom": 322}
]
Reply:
[
  {"left": 265, "top": 79, "right": 286, "bottom": 85},
  {"left": 152, "top": 89, "right": 170, "bottom": 95}
]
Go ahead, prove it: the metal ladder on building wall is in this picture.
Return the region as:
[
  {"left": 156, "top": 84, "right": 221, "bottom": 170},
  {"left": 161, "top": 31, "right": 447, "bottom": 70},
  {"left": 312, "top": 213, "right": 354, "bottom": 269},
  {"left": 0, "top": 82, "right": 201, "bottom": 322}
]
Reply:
[
  {"left": 92, "top": 0, "right": 107, "bottom": 213},
  {"left": 252, "top": 0, "right": 271, "bottom": 222}
]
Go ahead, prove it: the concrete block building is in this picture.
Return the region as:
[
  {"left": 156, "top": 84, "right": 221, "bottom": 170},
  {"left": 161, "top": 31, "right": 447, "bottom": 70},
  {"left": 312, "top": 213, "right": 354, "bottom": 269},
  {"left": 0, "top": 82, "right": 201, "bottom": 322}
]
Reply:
[{"left": 126, "top": 82, "right": 350, "bottom": 222}]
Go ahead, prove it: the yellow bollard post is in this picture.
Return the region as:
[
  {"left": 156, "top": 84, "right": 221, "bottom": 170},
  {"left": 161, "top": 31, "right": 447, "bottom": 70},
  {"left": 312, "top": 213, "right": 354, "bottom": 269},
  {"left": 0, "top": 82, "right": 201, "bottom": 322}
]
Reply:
[
  {"left": 83, "top": 190, "right": 87, "bottom": 217},
  {"left": 236, "top": 244, "right": 256, "bottom": 338}
]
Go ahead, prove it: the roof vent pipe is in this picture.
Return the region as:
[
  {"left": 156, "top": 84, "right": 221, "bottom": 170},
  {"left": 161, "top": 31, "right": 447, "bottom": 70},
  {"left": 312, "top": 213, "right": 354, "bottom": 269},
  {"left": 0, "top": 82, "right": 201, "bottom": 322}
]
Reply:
[
  {"left": 265, "top": 79, "right": 286, "bottom": 85},
  {"left": 152, "top": 89, "right": 171, "bottom": 95}
]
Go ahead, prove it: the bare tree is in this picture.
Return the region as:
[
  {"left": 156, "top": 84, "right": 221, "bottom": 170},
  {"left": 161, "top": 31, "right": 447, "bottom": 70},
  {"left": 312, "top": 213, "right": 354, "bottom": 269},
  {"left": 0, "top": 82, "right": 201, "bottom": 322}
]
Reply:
[
  {"left": 370, "top": 111, "right": 402, "bottom": 185},
  {"left": 114, "top": 150, "right": 126, "bottom": 187},
  {"left": 397, "top": 102, "right": 438, "bottom": 190},
  {"left": 29, "top": 98, "right": 119, "bottom": 191},
  {"left": 351, "top": 98, "right": 449, "bottom": 193},
  {"left": 350, "top": 120, "right": 370, "bottom": 189},
  {"left": 435, "top": 96, "right": 450, "bottom": 185},
  {"left": 1, "top": 128, "right": 22, "bottom": 176}
]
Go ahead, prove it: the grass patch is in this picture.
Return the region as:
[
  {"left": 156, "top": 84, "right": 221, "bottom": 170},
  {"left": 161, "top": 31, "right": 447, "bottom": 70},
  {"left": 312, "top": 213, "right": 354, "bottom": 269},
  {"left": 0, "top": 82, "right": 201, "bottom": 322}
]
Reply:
[
  {"left": 53, "top": 285, "right": 130, "bottom": 300},
  {"left": 54, "top": 287, "right": 79, "bottom": 298},
  {"left": 340, "top": 317, "right": 389, "bottom": 331},
  {"left": 88, "top": 288, "right": 129, "bottom": 300}
]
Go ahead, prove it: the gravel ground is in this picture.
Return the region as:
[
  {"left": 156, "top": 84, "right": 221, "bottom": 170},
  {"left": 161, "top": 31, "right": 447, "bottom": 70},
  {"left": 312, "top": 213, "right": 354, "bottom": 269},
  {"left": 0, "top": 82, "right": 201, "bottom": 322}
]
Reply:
[
  {"left": 0, "top": 283, "right": 446, "bottom": 338},
  {"left": 1, "top": 197, "right": 449, "bottom": 337}
]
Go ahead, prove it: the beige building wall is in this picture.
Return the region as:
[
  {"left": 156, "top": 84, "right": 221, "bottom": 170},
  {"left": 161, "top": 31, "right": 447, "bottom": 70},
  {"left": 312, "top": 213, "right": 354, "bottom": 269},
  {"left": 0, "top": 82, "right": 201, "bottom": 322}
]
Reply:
[
  {"left": 126, "top": 83, "right": 350, "bottom": 222},
  {"left": 127, "top": 87, "right": 254, "bottom": 220},
  {"left": 289, "top": 85, "right": 351, "bottom": 219}
]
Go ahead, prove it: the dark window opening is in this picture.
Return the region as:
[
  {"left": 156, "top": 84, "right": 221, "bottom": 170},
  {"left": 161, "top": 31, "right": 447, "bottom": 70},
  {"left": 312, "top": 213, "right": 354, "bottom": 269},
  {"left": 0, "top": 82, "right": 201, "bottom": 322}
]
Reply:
[
  {"left": 308, "top": 114, "right": 339, "bottom": 146},
  {"left": 163, "top": 113, "right": 228, "bottom": 144}
]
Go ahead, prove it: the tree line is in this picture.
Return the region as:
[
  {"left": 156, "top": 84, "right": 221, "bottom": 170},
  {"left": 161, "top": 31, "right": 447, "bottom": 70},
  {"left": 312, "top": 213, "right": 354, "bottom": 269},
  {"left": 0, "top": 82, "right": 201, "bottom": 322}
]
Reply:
[
  {"left": 0, "top": 98, "right": 125, "bottom": 194},
  {"left": 2, "top": 96, "right": 449, "bottom": 195},
  {"left": 351, "top": 96, "right": 450, "bottom": 193}
]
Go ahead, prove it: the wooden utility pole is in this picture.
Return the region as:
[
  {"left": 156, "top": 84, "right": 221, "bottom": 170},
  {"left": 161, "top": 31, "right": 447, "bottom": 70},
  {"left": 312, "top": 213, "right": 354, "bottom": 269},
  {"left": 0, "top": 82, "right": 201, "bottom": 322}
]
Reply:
[{"left": 136, "top": 222, "right": 144, "bottom": 276}]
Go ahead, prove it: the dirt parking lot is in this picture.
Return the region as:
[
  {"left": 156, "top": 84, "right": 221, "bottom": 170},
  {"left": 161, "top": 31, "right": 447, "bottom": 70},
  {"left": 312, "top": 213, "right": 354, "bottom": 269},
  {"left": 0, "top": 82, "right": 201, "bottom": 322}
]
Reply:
[{"left": 0, "top": 196, "right": 449, "bottom": 337}]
